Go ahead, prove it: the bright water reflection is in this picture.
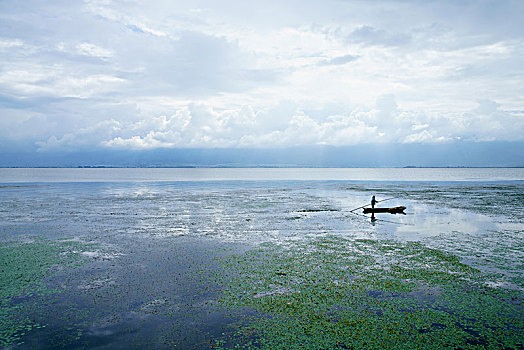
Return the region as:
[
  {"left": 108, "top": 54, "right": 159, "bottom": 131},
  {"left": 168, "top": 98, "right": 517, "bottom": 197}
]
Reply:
[{"left": 1, "top": 180, "right": 521, "bottom": 260}]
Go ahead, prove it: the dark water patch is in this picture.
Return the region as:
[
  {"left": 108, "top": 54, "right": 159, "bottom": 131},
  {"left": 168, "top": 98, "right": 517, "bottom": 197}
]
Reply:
[{"left": 6, "top": 236, "right": 252, "bottom": 349}]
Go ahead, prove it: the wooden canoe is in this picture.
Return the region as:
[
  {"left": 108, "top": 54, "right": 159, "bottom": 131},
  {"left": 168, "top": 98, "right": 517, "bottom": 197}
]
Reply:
[{"left": 363, "top": 206, "right": 406, "bottom": 214}]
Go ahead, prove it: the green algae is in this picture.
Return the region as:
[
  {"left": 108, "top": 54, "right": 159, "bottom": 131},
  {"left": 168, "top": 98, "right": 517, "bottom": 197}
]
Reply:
[
  {"left": 212, "top": 236, "right": 523, "bottom": 349},
  {"left": 0, "top": 238, "right": 98, "bottom": 347}
]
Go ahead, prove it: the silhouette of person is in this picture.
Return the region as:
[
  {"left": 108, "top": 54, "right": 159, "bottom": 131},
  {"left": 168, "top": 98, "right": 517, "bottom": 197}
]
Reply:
[{"left": 371, "top": 195, "right": 376, "bottom": 209}]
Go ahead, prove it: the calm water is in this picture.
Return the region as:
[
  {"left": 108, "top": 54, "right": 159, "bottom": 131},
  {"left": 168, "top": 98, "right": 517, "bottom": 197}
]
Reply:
[
  {"left": 1, "top": 167, "right": 523, "bottom": 182},
  {"left": 1, "top": 168, "right": 523, "bottom": 349}
]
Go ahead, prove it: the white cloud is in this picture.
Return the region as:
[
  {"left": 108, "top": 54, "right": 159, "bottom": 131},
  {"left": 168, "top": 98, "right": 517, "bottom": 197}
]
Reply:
[
  {"left": 30, "top": 93, "right": 524, "bottom": 152},
  {"left": 0, "top": 0, "right": 522, "bottom": 153},
  {"left": 0, "top": 65, "right": 126, "bottom": 98},
  {"left": 0, "top": 38, "right": 24, "bottom": 49},
  {"left": 403, "top": 130, "right": 449, "bottom": 144},
  {"left": 36, "top": 119, "right": 122, "bottom": 151},
  {"left": 76, "top": 43, "right": 113, "bottom": 58}
]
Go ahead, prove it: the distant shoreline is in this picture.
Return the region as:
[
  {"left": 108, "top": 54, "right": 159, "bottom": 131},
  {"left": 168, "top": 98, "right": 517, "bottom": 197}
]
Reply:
[{"left": 0, "top": 166, "right": 523, "bottom": 169}]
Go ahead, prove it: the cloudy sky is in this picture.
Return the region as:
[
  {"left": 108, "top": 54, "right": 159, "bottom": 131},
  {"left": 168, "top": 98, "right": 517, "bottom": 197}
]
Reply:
[{"left": 1, "top": 0, "right": 523, "bottom": 154}]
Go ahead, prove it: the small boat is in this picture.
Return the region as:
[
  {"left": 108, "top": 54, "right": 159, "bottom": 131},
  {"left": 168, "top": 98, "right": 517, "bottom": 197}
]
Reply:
[{"left": 363, "top": 206, "right": 406, "bottom": 214}]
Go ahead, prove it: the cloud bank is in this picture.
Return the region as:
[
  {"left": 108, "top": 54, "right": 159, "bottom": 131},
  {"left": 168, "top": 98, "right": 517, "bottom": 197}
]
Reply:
[{"left": 0, "top": 0, "right": 523, "bottom": 155}]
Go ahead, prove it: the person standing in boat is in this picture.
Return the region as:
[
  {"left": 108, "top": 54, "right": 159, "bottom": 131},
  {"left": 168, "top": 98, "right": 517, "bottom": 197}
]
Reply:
[{"left": 371, "top": 195, "right": 376, "bottom": 209}]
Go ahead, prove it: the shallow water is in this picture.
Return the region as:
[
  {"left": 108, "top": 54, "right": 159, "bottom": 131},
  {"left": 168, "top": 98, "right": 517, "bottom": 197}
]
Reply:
[{"left": 0, "top": 169, "right": 523, "bottom": 349}]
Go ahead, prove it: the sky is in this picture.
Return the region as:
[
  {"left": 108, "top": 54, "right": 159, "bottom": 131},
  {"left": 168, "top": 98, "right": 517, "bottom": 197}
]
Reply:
[{"left": 0, "top": 0, "right": 523, "bottom": 159}]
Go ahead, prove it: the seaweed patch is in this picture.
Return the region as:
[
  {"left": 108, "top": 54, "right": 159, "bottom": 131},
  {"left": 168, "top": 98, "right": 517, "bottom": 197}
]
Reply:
[
  {"left": 0, "top": 238, "right": 98, "bottom": 347},
  {"left": 211, "top": 236, "right": 523, "bottom": 349}
]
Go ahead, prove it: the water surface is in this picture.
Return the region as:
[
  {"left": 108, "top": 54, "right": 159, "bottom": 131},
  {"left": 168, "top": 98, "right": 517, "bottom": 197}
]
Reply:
[
  {"left": 1, "top": 168, "right": 522, "bottom": 349},
  {"left": 1, "top": 167, "right": 523, "bottom": 182}
]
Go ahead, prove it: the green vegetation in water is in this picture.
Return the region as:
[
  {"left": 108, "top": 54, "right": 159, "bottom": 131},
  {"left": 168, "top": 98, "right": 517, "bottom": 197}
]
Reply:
[
  {"left": 212, "top": 236, "right": 523, "bottom": 349},
  {"left": 0, "top": 238, "right": 98, "bottom": 347}
]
